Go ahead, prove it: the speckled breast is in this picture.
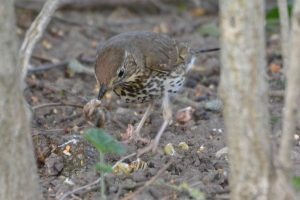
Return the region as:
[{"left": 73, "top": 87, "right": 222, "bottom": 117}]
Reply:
[{"left": 113, "top": 66, "right": 186, "bottom": 103}]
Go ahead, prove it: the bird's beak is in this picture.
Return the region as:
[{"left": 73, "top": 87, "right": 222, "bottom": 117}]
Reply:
[{"left": 97, "top": 84, "right": 107, "bottom": 100}]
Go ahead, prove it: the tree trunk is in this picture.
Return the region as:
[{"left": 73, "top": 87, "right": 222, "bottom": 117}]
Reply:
[
  {"left": 219, "top": 1, "right": 271, "bottom": 199},
  {"left": 0, "top": 0, "right": 41, "bottom": 199},
  {"left": 269, "top": 1, "right": 300, "bottom": 199}
]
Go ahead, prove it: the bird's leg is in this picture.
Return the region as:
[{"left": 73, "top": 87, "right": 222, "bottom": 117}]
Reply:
[
  {"left": 123, "top": 103, "right": 153, "bottom": 144},
  {"left": 138, "top": 93, "right": 172, "bottom": 156}
]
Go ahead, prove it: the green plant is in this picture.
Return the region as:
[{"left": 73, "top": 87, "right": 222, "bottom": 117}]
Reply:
[
  {"left": 84, "top": 128, "right": 126, "bottom": 200},
  {"left": 292, "top": 176, "right": 300, "bottom": 191},
  {"left": 266, "top": 3, "right": 293, "bottom": 32}
]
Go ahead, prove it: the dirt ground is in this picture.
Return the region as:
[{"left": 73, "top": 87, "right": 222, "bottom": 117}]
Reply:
[{"left": 16, "top": 1, "right": 300, "bottom": 199}]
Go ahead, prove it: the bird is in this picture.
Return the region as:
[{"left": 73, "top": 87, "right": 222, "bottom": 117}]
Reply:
[{"left": 94, "top": 31, "right": 218, "bottom": 156}]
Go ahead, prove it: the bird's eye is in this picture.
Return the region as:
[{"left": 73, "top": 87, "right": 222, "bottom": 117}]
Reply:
[{"left": 118, "top": 68, "right": 125, "bottom": 78}]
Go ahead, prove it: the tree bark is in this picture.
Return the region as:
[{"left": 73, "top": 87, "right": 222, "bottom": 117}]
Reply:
[
  {"left": 277, "top": 0, "right": 290, "bottom": 71},
  {"left": 269, "top": 1, "right": 300, "bottom": 199},
  {"left": 219, "top": 1, "right": 271, "bottom": 199},
  {"left": 0, "top": 0, "right": 41, "bottom": 199}
]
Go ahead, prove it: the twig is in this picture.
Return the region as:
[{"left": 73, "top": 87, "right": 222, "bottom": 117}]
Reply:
[
  {"left": 58, "top": 153, "right": 137, "bottom": 200},
  {"left": 215, "top": 194, "right": 230, "bottom": 199},
  {"left": 173, "top": 96, "right": 202, "bottom": 109},
  {"left": 19, "top": 0, "right": 61, "bottom": 80},
  {"left": 70, "top": 194, "right": 82, "bottom": 200},
  {"left": 15, "top": 0, "right": 173, "bottom": 11},
  {"left": 121, "top": 160, "right": 173, "bottom": 200},
  {"left": 32, "top": 102, "right": 83, "bottom": 111},
  {"left": 112, "top": 153, "right": 137, "bottom": 168},
  {"left": 27, "top": 61, "right": 68, "bottom": 74},
  {"left": 57, "top": 177, "right": 101, "bottom": 200}
]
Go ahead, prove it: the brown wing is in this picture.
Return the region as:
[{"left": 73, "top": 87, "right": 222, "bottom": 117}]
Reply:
[
  {"left": 99, "top": 32, "right": 191, "bottom": 73},
  {"left": 129, "top": 32, "right": 191, "bottom": 72}
]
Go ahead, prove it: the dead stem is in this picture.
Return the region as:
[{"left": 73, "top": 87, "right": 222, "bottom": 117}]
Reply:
[
  {"left": 32, "top": 102, "right": 83, "bottom": 111},
  {"left": 121, "top": 160, "right": 173, "bottom": 200}
]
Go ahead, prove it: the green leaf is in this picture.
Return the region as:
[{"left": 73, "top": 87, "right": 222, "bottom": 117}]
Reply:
[
  {"left": 95, "top": 163, "right": 113, "bottom": 173},
  {"left": 84, "top": 128, "right": 126, "bottom": 154},
  {"left": 292, "top": 176, "right": 300, "bottom": 191},
  {"left": 177, "top": 2, "right": 187, "bottom": 13},
  {"left": 266, "top": 4, "right": 293, "bottom": 21}
]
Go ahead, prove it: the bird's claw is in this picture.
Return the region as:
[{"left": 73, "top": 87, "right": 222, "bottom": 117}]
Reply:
[{"left": 121, "top": 125, "right": 150, "bottom": 144}]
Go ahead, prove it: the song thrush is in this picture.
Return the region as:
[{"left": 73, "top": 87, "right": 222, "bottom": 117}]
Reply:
[{"left": 94, "top": 31, "right": 216, "bottom": 155}]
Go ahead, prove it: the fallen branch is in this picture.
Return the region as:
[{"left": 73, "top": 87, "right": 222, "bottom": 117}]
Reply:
[
  {"left": 15, "top": 0, "right": 175, "bottom": 12},
  {"left": 32, "top": 102, "right": 84, "bottom": 111},
  {"left": 27, "top": 60, "right": 68, "bottom": 74},
  {"left": 57, "top": 177, "right": 101, "bottom": 200},
  {"left": 121, "top": 160, "right": 173, "bottom": 200},
  {"left": 19, "top": 0, "right": 61, "bottom": 79}
]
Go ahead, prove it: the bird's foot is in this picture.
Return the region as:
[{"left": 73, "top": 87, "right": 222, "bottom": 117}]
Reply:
[{"left": 121, "top": 124, "right": 150, "bottom": 144}]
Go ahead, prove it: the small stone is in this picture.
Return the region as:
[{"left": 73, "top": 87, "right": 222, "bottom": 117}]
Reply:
[
  {"left": 204, "top": 99, "right": 223, "bottom": 112},
  {"left": 197, "top": 145, "right": 206, "bottom": 154},
  {"left": 185, "top": 79, "right": 198, "bottom": 88},
  {"left": 45, "top": 153, "right": 64, "bottom": 176},
  {"left": 132, "top": 171, "right": 148, "bottom": 182},
  {"left": 193, "top": 108, "right": 209, "bottom": 121},
  {"left": 215, "top": 147, "right": 228, "bottom": 158}
]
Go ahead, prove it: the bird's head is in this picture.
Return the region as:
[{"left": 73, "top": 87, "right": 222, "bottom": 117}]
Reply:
[{"left": 94, "top": 46, "right": 137, "bottom": 100}]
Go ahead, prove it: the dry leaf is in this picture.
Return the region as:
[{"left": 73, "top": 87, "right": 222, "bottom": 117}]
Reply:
[
  {"left": 49, "top": 27, "right": 64, "bottom": 37},
  {"left": 113, "top": 162, "right": 131, "bottom": 176},
  {"left": 31, "top": 96, "right": 39, "bottom": 104},
  {"left": 190, "top": 8, "right": 206, "bottom": 17},
  {"left": 195, "top": 84, "right": 203, "bottom": 97},
  {"left": 63, "top": 145, "right": 71, "bottom": 156},
  {"left": 42, "top": 39, "right": 53, "bottom": 49},
  {"left": 129, "top": 158, "right": 148, "bottom": 172},
  {"left": 121, "top": 124, "right": 134, "bottom": 141},
  {"left": 176, "top": 106, "right": 194, "bottom": 124},
  {"left": 269, "top": 63, "right": 281, "bottom": 73}
]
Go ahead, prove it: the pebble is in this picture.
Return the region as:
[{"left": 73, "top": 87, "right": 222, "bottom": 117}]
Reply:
[{"left": 204, "top": 99, "right": 223, "bottom": 112}]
